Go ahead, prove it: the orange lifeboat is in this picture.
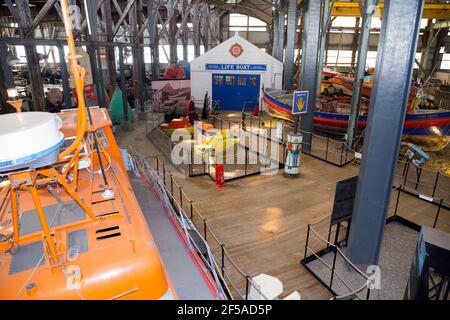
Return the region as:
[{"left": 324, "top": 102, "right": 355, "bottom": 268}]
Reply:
[
  {"left": 0, "top": 0, "right": 174, "bottom": 300},
  {"left": 0, "top": 108, "right": 175, "bottom": 300}
]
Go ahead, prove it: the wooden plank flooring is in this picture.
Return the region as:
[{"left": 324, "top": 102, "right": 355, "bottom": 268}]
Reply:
[{"left": 116, "top": 119, "right": 450, "bottom": 300}]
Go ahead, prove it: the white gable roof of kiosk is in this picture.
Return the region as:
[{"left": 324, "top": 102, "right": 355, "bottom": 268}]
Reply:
[{"left": 190, "top": 34, "right": 283, "bottom": 69}]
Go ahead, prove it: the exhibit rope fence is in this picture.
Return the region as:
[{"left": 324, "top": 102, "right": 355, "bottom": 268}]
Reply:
[
  {"left": 395, "top": 159, "right": 450, "bottom": 206},
  {"left": 130, "top": 149, "right": 270, "bottom": 300},
  {"left": 238, "top": 111, "right": 356, "bottom": 167},
  {"left": 145, "top": 109, "right": 283, "bottom": 181},
  {"left": 301, "top": 160, "right": 450, "bottom": 299},
  {"left": 301, "top": 216, "right": 372, "bottom": 300},
  {"left": 390, "top": 160, "right": 450, "bottom": 233}
]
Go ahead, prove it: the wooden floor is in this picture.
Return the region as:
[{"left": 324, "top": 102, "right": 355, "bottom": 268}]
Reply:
[{"left": 116, "top": 118, "right": 450, "bottom": 300}]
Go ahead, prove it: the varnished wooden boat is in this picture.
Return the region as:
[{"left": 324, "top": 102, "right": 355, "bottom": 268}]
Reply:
[{"left": 263, "top": 88, "right": 450, "bottom": 151}]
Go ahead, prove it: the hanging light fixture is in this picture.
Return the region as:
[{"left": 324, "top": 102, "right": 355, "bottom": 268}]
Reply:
[{"left": 6, "top": 50, "right": 20, "bottom": 66}]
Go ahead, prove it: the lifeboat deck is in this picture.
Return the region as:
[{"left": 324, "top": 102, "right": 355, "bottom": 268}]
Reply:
[{"left": 130, "top": 174, "right": 216, "bottom": 300}]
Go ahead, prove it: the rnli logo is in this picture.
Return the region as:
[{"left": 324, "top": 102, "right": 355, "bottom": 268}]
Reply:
[
  {"left": 296, "top": 99, "right": 304, "bottom": 112},
  {"left": 229, "top": 43, "right": 243, "bottom": 58},
  {"left": 292, "top": 91, "right": 309, "bottom": 115}
]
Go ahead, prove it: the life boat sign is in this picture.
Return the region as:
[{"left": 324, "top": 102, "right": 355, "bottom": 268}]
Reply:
[{"left": 205, "top": 64, "right": 267, "bottom": 71}]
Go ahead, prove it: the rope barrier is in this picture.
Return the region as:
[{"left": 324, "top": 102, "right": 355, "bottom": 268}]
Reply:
[
  {"left": 305, "top": 223, "right": 371, "bottom": 300},
  {"left": 131, "top": 150, "right": 271, "bottom": 300}
]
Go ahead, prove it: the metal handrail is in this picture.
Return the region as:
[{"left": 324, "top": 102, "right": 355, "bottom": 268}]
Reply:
[
  {"left": 307, "top": 226, "right": 370, "bottom": 281},
  {"left": 304, "top": 223, "right": 371, "bottom": 300},
  {"left": 130, "top": 150, "right": 270, "bottom": 300},
  {"left": 396, "top": 159, "right": 450, "bottom": 201},
  {"left": 133, "top": 152, "right": 230, "bottom": 300}
]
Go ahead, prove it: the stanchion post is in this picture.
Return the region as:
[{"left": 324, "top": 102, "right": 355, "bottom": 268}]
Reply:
[
  {"left": 305, "top": 224, "right": 311, "bottom": 259},
  {"left": 189, "top": 146, "right": 193, "bottom": 176},
  {"left": 402, "top": 160, "right": 408, "bottom": 176},
  {"left": 329, "top": 222, "right": 341, "bottom": 289},
  {"left": 432, "top": 171, "right": 440, "bottom": 198},
  {"left": 162, "top": 163, "right": 166, "bottom": 185},
  {"left": 269, "top": 119, "right": 272, "bottom": 139},
  {"left": 156, "top": 156, "right": 159, "bottom": 174},
  {"left": 245, "top": 148, "right": 248, "bottom": 175},
  {"left": 170, "top": 174, "right": 174, "bottom": 205},
  {"left": 326, "top": 223, "right": 332, "bottom": 249},
  {"left": 415, "top": 167, "right": 422, "bottom": 190},
  {"left": 403, "top": 161, "right": 410, "bottom": 186},
  {"left": 433, "top": 199, "right": 443, "bottom": 228},
  {"left": 394, "top": 187, "right": 402, "bottom": 217},
  {"left": 221, "top": 244, "right": 225, "bottom": 277},
  {"left": 366, "top": 288, "right": 371, "bottom": 300},
  {"left": 245, "top": 276, "right": 250, "bottom": 300}
]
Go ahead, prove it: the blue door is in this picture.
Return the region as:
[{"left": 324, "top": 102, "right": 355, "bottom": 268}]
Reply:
[{"left": 212, "top": 73, "right": 261, "bottom": 111}]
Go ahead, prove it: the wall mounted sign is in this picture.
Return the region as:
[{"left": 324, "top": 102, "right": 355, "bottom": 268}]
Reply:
[
  {"left": 205, "top": 64, "right": 267, "bottom": 71},
  {"left": 229, "top": 43, "right": 244, "bottom": 58},
  {"left": 292, "top": 91, "right": 309, "bottom": 115}
]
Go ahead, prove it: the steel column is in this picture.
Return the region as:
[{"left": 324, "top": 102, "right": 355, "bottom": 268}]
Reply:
[
  {"left": 420, "top": 20, "right": 436, "bottom": 79},
  {"left": 283, "top": 0, "right": 297, "bottom": 90},
  {"left": 118, "top": 47, "right": 129, "bottom": 122},
  {"left": 271, "top": 8, "right": 279, "bottom": 59},
  {"left": 182, "top": 0, "right": 189, "bottom": 61},
  {"left": 316, "top": 0, "right": 333, "bottom": 96},
  {"left": 146, "top": 0, "right": 159, "bottom": 79},
  {"left": 85, "top": 0, "right": 106, "bottom": 108},
  {"left": 347, "top": 0, "right": 378, "bottom": 148},
  {"left": 102, "top": 0, "right": 118, "bottom": 86},
  {"left": 0, "top": 42, "right": 15, "bottom": 113},
  {"left": 347, "top": 0, "right": 424, "bottom": 266},
  {"left": 130, "top": 0, "right": 145, "bottom": 112},
  {"left": 430, "top": 28, "right": 448, "bottom": 75},
  {"left": 350, "top": 17, "right": 361, "bottom": 70},
  {"left": 193, "top": 5, "right": 201, "bottom": 58},
  {"left": 57, "top": 44, "right": 71, "bottom": 109},
  {"left": 297, "top": 0, "right": 322, "bottom": 153},
  {"left": 201, "top": 6, "right": 210, "bottom": 52},
  {"left": 272, "top": 0, "right": 286, "bottom": 62},
  {"left": 278, "top": 0, "right": 286, "bottom": 61},
  {"left": 169, "top": 3, "right": 178, "bottom": 63},
  {"left": 15, "top": 0, "right": 46, "bottom": 111}
]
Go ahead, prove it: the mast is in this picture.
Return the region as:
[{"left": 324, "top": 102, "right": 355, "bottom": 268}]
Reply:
[{"left": 58, "top": 0, "right": 87, "bottom": 161}]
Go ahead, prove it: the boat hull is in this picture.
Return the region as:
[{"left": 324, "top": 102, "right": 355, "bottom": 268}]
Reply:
[
  {"left": 263, "top": 89, "right": 450, "bottom": 150},
  {"left": 327, "top": 76, "right": 372, "bottom": 97}
]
